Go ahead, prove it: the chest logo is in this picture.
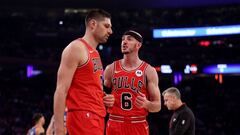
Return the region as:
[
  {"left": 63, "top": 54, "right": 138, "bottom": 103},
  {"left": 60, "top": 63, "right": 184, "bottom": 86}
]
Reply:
[{"left": 135, "top": 70, "right": 143, "bottom": 77}]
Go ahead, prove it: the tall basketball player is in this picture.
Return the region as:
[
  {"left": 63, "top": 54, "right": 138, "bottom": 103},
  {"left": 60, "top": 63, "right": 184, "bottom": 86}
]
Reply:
[{"left": 54, "top": 9, "right": 114, "bottom": 135}]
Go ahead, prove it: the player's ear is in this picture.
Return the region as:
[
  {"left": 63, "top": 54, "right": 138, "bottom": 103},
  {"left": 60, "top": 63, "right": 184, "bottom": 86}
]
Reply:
[
  {"left": 89, "top": 19, "right": 97, "bottom": 29},
  {"left": 137, "top": 42, "right": 142, "bottom": 49}
]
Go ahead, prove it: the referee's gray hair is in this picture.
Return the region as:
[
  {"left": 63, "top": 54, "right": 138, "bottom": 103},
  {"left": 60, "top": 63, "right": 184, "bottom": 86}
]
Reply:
[{"left": 162, "top": 87, "right": 181, "bottom": 99}]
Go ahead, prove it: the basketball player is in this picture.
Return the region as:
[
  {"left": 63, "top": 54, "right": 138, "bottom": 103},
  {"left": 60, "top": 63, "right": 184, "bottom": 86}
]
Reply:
[
  {"left": 162, "top": 87, "right": 195, "bottom": 135},
  {"left": 53, "top": 9, "right": 113, "bottom": 135},
  {"left": 103, "top": 30, "right": 161, "bottom": 135},
  {"left": 27, "top": 113, "right": 45, "bottom": 135}
]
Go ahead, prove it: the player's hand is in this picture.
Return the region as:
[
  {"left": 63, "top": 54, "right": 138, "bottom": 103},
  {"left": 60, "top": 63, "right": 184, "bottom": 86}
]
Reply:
[
  {"left": 103, "top": 94, "right": 115, "bottom": 107},
  {"left": 135, "top": 91, "right": 149, "bottom": 109}
]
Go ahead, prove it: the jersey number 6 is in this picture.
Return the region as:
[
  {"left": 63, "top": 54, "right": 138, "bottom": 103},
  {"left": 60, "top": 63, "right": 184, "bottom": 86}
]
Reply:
[{"left": 121, "top": 92, "right": 132, "bottom": 110}]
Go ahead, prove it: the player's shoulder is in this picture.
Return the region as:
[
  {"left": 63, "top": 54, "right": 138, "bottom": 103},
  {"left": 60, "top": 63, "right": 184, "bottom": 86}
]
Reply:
[
  {"left": 143, "top": 62, "right": 155, "bottom": 72},
  {"left": 144, "top": 62, "right": 158, "bottom": 80},
  {"left": 104, "top": 59, "right": 122, "bottom": 75},
  {"left": 69, "top": 38, "right": 85, "bottom": 49},
  {"left": 63, "top": 38, "right": 86, "bottom": 54},
  {"left": 36, "top": 126, "right": 45, "bottom": 135},
  {"left": 105, "top": 62, "right": 114, "bottom": 72},
  {"left": 106, "top": 59, "right": 121, "bottom": 69}
]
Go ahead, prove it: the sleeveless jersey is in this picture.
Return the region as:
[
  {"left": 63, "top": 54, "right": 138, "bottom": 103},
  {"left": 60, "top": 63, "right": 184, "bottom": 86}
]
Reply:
[
  {"left": 27, "top": 127, "right": 36, "bottom": 135},
  {"left": 108, "top": 60, "right": 149, "bottom": 116},
  {"left": 66, "top": 38, "right": 106, "bottom": 117}
]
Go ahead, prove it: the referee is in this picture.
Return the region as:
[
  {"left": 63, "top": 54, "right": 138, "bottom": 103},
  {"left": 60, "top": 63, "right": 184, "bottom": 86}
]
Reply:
[{"left": 162, "top": 87, "right": 195, "bottom": 135}]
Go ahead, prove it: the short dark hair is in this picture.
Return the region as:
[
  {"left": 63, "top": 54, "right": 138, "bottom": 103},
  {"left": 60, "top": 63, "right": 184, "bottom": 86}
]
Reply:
[
  {"left": 32, "top": 113, "right": 43, "bottom": 124},
  {"left": 85, "top": 9, "right": 111, "bottom": 25}
]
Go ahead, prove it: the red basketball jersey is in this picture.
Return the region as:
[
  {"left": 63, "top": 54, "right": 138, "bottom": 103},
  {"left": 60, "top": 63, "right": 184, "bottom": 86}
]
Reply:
[
  {"left": 66, "top": 38, "right": 106, "bottom": 117},
  {"left": 108, "top": 60, "right": 149, "bottom": 116}
]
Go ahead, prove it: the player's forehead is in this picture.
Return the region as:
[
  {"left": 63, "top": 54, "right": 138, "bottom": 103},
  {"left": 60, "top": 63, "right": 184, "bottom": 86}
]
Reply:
[
  {"left": 122, "top": 35, "right": 134, "bottom": 39},
  {"left": 100, "top": 18, "right": 112, "bottom": 26}
]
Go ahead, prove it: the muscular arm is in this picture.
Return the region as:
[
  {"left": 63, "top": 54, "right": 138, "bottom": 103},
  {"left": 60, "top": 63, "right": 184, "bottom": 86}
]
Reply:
[
  {"left": 103, "top": 63, "right": 115, "bottom": 107},
  {"left": 146, "top": 66, "right": 161, "bottom": 112},
  {"left": 135, "top": 66, "right": 161, "bottom": 112},
  {"left": 103, "top": 63, "right": 114, "bottom": 88},
  {"left": 53, "top": 40, "right": 87, "bottom": 135}
]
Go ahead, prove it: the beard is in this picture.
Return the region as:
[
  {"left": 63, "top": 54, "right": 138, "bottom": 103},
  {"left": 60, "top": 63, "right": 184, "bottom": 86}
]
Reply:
[
  {"left": 98, "top": 36, "right": 108, "bottom": 44},
  {"left": 121, "top": 48, "right": 133, "bottom": 54},
  {"left": 122, "top": 51, "right": 129, "bottom": 54},
  {"left": 94, "top": 32, "right": 108, "bottom": 44}
]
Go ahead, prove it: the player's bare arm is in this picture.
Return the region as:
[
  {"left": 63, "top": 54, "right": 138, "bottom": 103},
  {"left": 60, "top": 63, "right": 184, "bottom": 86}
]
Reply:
[
  {"left": 54, "top": 40, "right": 87, "bottom": 135},
  {"left": 135, "top": 65, "right": 161, "bottom": 112},
  {"left": 103, "top": 63, "right": 115, "bottom": 107}
]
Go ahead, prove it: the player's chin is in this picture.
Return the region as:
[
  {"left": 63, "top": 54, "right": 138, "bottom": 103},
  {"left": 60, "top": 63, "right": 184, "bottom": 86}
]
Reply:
[
  {"left": 100, "top": 40, "right": 107, "bottom": 44},
  {"left": 104, "top": 37, "right": 109, "bottom": 42},
  {"left": 121, "top": 50, "right": 129, "bottom": 54},
  {"left": 99, "top": 38, "right": 108, "bottom": 43}
]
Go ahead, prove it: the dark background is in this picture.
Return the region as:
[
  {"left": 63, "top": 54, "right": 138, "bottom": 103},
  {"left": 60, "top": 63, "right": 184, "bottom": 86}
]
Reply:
[{"left": 0, "top": 1, "right": 240, "bottom": 135}]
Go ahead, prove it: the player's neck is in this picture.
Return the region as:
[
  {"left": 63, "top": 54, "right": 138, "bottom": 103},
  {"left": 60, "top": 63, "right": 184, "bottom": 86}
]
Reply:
[
  {"left": 82, "top": 32, "right": 98, "bottom": 49},
  {"left": 35, "top": 122, "right": 43, "bottom": 128},
  {"left": 122, "top": 55, "right": 141, "bottom": 69}
]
